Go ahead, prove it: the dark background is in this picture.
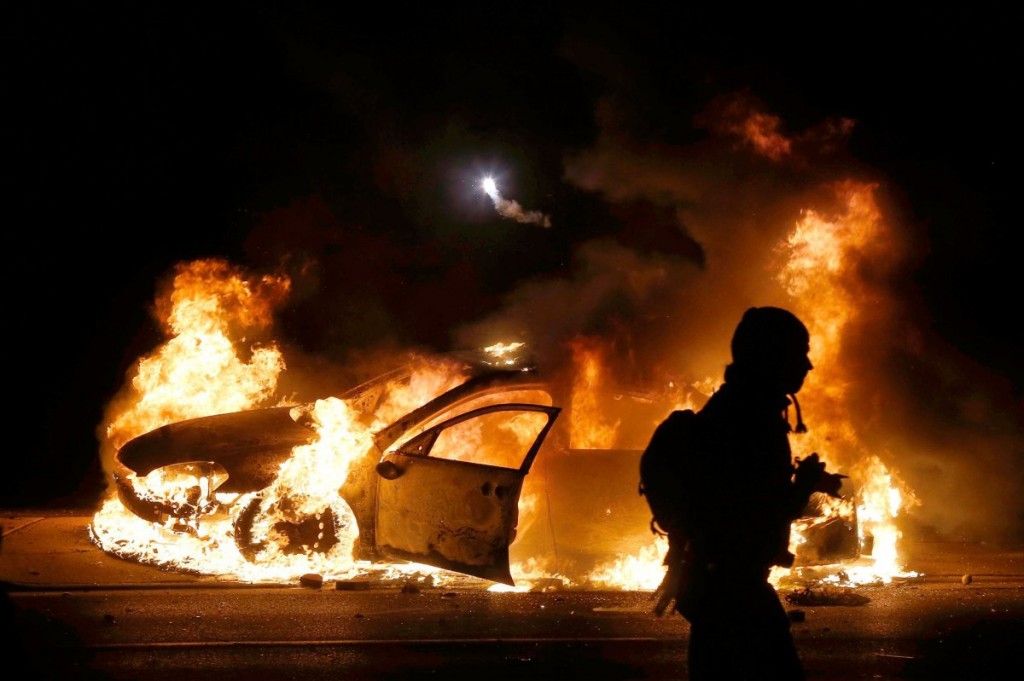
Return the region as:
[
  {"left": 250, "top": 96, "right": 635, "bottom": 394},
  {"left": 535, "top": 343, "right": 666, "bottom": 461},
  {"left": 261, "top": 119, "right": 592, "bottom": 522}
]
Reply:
[{"left": 6, "top": 5, "right": 1017, "bottom": 511}]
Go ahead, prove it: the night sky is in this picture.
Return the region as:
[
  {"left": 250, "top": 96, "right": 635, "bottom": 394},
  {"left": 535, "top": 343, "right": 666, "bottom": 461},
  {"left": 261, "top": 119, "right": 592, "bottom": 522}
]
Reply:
[{"left": 7, "top": 5, "right": 1019, "bottom": 534}]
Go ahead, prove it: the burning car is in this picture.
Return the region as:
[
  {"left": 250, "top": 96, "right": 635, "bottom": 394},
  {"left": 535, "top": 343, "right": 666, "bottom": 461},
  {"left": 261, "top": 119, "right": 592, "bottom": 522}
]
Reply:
[
  {"left": 106, "top": 357, "right": 565, "bottom": 585},
  {"left": 100, "top": 350, "right": 860, "bottom": 587}
]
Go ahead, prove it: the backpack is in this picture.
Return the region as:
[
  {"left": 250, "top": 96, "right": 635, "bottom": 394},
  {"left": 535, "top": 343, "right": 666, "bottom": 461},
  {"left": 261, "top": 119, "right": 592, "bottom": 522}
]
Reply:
[
  {"left": 639, "top": 408, "right": 702, "bottom": 616},
  {"left": 639, "top": 408, "right": 700, "bottom": 539}
]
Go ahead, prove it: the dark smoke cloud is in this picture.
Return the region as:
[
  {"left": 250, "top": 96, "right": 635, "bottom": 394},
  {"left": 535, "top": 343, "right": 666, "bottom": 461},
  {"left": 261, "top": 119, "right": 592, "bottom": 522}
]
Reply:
[{"left": 452, "top": 74, "right": 1024, "bottom": 543}]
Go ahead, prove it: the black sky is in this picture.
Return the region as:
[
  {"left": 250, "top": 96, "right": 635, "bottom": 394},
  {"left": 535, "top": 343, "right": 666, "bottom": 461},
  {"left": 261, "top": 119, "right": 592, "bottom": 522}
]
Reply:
[{"left": 7, "top": 4, "right": 1018, "bottom": 514}]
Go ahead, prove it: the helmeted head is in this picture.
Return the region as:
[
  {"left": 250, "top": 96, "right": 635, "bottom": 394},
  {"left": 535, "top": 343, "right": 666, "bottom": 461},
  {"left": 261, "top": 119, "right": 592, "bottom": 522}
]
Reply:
[{"left": 730, "top": 306, "right": 813, "bottom": 395}]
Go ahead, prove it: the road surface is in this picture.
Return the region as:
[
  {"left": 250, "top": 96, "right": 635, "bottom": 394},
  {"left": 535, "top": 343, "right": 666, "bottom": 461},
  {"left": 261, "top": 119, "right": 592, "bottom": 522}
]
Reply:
[{"left": 2, "top": 511, "right": 1022, "bottom": 679}]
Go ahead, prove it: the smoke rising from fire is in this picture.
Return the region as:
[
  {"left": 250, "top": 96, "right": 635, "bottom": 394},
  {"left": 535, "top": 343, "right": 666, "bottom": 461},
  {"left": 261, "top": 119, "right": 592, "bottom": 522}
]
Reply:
[{"left": 454, "top": 90, "right": 1023, "bottom": 544}]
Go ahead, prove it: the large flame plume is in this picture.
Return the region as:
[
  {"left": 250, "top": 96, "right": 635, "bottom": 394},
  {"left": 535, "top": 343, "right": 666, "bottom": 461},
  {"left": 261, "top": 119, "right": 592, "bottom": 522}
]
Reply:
[
  {"left": 774, "top": 180, "right": 919, "bottom": 585},
  {"left": 100, "top": 259, "right": 291, "bottom": 478},
  {"left": 92, "top": 260, "right": 476, "bottom": 583}
]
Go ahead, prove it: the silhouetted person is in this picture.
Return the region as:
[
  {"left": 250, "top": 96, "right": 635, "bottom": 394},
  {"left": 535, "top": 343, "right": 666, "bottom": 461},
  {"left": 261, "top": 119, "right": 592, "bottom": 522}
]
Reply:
[{"left": 648, "top": 306, "right": 843, "bottom": 680}]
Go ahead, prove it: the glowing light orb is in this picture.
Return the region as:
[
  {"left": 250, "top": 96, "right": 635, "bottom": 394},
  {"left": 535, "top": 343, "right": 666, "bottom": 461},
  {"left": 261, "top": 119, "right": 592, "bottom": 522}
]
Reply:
[{"left": 482, "top": 177, "right": 498, "bottom": 199}]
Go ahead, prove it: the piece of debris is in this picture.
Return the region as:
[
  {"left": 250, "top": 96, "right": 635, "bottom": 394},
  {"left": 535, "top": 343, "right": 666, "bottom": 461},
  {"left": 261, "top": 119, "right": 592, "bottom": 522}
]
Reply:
[
  {"left": 961, "top": 574, "right": 973, "bottom": 585},
  {"left": 299, "top": 573, "right": 323, "bottom": 589},
  {"left": 788, "top": 609, "right": 806, "bottom": 623},
  {"left": 400, "top": 583, "right": 421, "bottom": 594},
  {"left": 784, "top": 587, "right": 870, "bottom": 606},
  {"left": 593, "top": 606, "right": 648, "bottom": 613},
  {"left": 335, "top": 580, "right": 370, "bottom": 591}
]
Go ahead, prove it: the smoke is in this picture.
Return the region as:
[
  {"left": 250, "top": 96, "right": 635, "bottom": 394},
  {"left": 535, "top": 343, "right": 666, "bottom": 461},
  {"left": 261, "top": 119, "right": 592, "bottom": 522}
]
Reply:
[
  {"left": 482, "top": 176, "right": 552, "bottom": 228},
  {"left": 454, "top": 86, "right": 1024, "bottom": 545}
]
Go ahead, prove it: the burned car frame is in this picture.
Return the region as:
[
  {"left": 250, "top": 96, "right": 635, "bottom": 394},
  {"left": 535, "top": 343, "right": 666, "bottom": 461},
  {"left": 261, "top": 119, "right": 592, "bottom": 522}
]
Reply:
[
  {"left": 107, "top": 359, "right": 860, "bottom": 586},
  {"left": 111, "top": 367, "right": 560, "bottom": 584}
]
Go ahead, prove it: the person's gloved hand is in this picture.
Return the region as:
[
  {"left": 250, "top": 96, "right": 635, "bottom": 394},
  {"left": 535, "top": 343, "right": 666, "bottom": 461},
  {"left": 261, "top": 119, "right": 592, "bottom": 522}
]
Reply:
[{"left": 794, "top": 453, "right": 846, "bottom": 498}]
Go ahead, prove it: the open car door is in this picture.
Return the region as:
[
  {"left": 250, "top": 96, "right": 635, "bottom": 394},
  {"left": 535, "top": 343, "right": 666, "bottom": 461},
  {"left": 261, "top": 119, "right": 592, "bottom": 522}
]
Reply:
[{"left": 374, "top": 404, "right": 560, "bottom": 585}]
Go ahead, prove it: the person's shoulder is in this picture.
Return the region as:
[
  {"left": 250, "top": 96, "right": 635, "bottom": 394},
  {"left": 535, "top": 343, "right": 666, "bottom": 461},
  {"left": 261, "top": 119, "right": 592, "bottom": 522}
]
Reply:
[
  {"left": 659, "top": 408, "right": 697, "bottom": 429},
  {"left": 666, "top": 408, "right": 697, "bottom": 423}
]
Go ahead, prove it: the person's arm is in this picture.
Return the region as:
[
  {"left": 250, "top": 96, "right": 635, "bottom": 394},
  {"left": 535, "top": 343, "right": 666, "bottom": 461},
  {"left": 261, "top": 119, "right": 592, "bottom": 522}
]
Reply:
[{"left": 791, "top": 452, "right": 845, "bottom": 516}]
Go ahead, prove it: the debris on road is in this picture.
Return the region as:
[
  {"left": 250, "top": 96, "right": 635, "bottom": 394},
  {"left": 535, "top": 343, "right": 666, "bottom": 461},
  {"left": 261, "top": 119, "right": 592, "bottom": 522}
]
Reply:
[
  {"left": 335, "top": 580, "right": 370, "bottom": 591},
  {"left": 299, "top": 573, "right": 323, "bottom": 589},
  {"left": 784, "top": 586, "right": 870, "bottom": 606}
]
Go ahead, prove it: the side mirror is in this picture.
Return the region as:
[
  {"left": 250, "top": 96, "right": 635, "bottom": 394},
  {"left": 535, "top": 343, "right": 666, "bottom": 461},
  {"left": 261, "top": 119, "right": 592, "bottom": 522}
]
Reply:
[{"left": 376, "top": 460, "right": 402, "bottom": 480}]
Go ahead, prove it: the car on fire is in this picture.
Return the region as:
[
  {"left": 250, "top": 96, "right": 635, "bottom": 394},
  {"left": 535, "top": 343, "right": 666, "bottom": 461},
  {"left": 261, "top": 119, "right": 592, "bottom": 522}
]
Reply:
[{"left": 109, "top": 351, "right": 860, "bottom": 585}]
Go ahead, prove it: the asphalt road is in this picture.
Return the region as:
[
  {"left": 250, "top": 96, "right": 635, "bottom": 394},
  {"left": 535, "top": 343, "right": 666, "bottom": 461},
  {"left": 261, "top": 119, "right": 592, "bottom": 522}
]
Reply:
[{"left": 2, "top": 512, "right": 1023, "bottom": 680}]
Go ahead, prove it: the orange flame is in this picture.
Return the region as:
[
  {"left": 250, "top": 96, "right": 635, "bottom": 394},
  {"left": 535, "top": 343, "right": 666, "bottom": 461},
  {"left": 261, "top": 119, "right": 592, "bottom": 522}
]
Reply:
[
  {"left": 569, "top": 336, "right": 620, "bottom": 449},
  {"left": 587, "top": 535, "right": 669, "bottom": 590},
  {"left": 772, "top": 180, "right": 920, "bottom": 584},
  {"left": 101, "top": 259, "right": 290, "bottom": 476}
]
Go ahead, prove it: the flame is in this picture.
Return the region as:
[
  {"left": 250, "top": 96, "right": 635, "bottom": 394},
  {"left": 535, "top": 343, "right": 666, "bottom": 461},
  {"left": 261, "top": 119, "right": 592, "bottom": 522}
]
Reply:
[
  {"left": 578, "top": 183, "right": 923, "bottom": 591},
  {"left": 490, "top": 556, "right": 575, "bottom": 592},
  {"left": 102, "top": 259, "right": 290, "bottom": 463},
  {"left": 770, "top": 181, "right": 920, "bottom": 585},
  {"left": 367, "top": 355, "right": 470, "bottom": 430},
  {"left": 483, "top": 341, "right": 526, "bottom": 366},
  {"left": 569, "top": 336, "right": 620, "bottom": 449},
  {"left": 239, "top": 398, "right": 367, "bottom": 569},
  {"left": 587, "top": 535, "right": 669, "bottom": 591}
]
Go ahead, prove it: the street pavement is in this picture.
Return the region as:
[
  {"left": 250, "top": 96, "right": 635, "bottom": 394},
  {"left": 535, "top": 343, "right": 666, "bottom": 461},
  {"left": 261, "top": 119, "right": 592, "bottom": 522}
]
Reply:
[{"left": 2, "top": 511, "right": 1023, "bottom": 680}]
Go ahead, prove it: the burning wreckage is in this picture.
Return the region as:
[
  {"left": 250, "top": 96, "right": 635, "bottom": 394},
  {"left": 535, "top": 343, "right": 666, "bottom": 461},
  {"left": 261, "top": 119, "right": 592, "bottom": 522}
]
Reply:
[{"left": 94, "top": 351, "right": 863, "bottom": 589}]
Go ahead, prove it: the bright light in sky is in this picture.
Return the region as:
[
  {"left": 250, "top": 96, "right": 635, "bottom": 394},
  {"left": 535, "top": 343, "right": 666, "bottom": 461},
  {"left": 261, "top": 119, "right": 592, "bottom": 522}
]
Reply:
[
  {"left": 479, "top": 173, "right": 551, "bottom": 228},
  {"left": 482, "top": 177, "right": 498, "bottom": 199}
]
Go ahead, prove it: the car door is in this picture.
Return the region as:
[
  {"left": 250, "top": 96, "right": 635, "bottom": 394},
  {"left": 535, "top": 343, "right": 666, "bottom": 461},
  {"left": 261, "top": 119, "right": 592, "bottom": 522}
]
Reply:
[{"left": 374, "top": 403, "right": 560, "bottom": 585}]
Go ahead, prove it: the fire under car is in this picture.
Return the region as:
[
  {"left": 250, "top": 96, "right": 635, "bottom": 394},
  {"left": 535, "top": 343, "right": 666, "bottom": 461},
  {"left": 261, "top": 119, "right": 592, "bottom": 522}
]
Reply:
[{"left": 106, "top": 353, "right": 860, "bottom": 586}]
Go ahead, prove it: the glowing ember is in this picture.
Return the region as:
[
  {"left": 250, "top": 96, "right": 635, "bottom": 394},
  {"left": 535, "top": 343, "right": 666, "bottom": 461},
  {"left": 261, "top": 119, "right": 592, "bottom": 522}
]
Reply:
[{"left": 483, "top": 341, "right": 526, "bottom": 365}]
